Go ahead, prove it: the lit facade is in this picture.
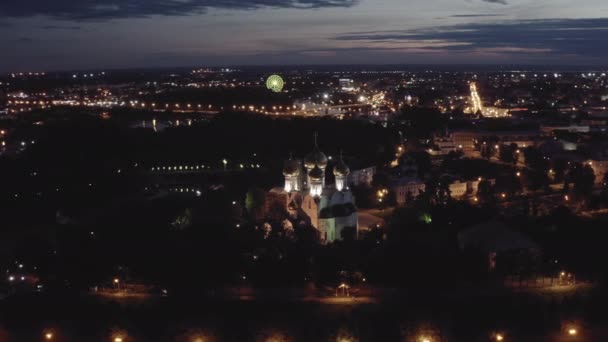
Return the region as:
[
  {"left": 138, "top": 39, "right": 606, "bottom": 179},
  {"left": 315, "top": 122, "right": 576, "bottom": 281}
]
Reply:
[{"left": 266, "top": 138, "right": 358, "bottom": 242}]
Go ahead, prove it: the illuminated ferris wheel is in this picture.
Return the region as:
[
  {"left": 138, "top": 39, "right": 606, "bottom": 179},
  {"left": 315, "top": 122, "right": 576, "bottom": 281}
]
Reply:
[{"left": 266, "top": 74, "right": 284, "bottom": 92}]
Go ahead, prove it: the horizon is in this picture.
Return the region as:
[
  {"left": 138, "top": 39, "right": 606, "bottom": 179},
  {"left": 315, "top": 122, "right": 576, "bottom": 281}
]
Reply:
[{"left": 3, "top": 63, "right": 608, "bottom": 75}]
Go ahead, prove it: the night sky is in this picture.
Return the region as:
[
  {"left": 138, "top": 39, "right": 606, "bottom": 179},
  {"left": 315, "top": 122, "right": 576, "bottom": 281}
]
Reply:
[{"left": 1, "top": 0, "right": 608, "bottom": 71}]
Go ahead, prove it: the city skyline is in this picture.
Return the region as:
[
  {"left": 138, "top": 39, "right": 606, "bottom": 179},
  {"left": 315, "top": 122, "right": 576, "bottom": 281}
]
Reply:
[{"left": 2, "top": 0, "right": 608, "bottom": 71}]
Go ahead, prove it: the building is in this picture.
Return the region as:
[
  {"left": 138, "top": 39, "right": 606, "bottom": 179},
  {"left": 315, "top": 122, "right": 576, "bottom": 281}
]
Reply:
[
  {"left": 339, "top": 79, "right": 355, "bottom": 91},
  {"left": 391, "top": 177, "right": 426, "bottom": 205},
  {"left": 397, "top": 154, "right": 418, "bottom": 177},
  {"left": 265, "top": 137, "right": 358, "bottom": 242},
  {"left": 428, "top": 133, "right": 459, "bottom": 156},
  {"left": 449, "top": 181, "right": 468, "bottom": 198},
  {"left": 348, "top": 165, "right": 376, "bottom": 187},
  {"left": 452, "top": 129, "right": 542, "bottom": 155}
]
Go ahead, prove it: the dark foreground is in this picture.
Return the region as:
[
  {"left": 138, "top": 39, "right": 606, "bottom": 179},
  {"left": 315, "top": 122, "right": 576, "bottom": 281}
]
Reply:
[{"left": 1, "top": 286, "right": 608, "bottom": 341}]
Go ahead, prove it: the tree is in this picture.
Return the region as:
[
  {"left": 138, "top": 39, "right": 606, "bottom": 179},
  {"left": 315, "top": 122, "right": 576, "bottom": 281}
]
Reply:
[
  {"left": 480, "top": 143, "right": 494, "bottom": 159},
  {"left": 409, "top": 151, "right": 432, "bottom": 178},
  {"left": 523, "top": 146, "right": 549, "bottom": 171},
  {"left": 552, "top": 159, "right": 568, "bottom": 183},
  {"left": 351, "top": 185, "right": 374, "bottom": 209},
  {"left": 245, "top": 187, "right": 266, "bottom": 221},
  {"left": 372, "top": 172, "right": 391, "bottom": 188},
  {"left": 340, "top": 226, "right": 357, "bottom": 242},
  {"left": 524, "top": 170, "right": 550, "bottom": 191},
  {"left": 397, "top": 107, "right": 446, "bottom": 139},
  {"left": 498, "top": 143, "right": 518, "bottom": 164},
  {"left": 434, "top": 175, "right": 452, "bottom": 204},
  {"left": 171, "top": 208, "right": 193, "bottom": 231},
  {"left": 600, "top": 173, "right": 608, "bottom": 204},
  {"left": 566, "top": 163, "right": 595, "bottom": 198},
  {"left": 405, "top": 191, "right": 416, "bottom": 206},
  {"left": 445, "top": 150, "right": 464, "bottom": 163},
  {"left": 479, "top": 137, "right": 499, "bottom": 160},
  {"left": 496, "top": 173, "right": 522, "bottom": 195},
  {"left": 477, "top": 179, "right": 495, "bottom": 203}
]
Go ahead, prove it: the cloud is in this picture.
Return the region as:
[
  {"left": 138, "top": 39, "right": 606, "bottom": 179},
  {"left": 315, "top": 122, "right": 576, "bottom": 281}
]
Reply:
[
  {"left": 14, "top": 37, "right": 35, "bottom": 43},
  {"left": 449, "top": 14, "right": 505, "bottom": 18},
  {"left": 333, "top": 18, "right": 608, "bottom": 59},
  {"left": 299, "top": 50, "right": 337, "bottom": 57},
  {"left": 0, "top": 0, "right": 358, "bottom": 20},
  {"left": 482, "top": 0, "right": 508, "bottom": 4},
  {"left": 40, "top": 25, "right": 82, "bottom": 30}
]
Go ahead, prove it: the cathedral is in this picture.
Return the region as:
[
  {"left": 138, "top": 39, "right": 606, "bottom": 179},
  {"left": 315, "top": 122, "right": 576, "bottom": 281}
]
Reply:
[{"left": 266, "top": 136, "right": 358, "bottom": 242}]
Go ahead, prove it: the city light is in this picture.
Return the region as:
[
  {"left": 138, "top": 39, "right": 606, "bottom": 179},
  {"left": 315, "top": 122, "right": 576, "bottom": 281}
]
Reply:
[
  {"left": 469, "top": 82, "right": 484, "bottom": 115},
  {"left": 5, "top": 52, "right": 608, "bottom": 342}
]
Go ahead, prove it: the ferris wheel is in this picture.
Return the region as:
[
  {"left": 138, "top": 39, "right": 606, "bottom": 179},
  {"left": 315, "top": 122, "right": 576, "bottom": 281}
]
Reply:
[{"left": 266, "top": 74, "right": 284, "bottom": 92}]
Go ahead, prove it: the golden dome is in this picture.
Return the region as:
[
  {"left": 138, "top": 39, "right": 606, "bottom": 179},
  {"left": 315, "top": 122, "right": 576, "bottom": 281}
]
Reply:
[
  {"left": 304, "top": 148, "right": 328, "bottom": 169},
  {"left": 304, "top": 132, "right": 328, "bottom": 169},
  {"left": 282, "top": 158, "right": 300, "bottom": 177},
  {"left": 333, "top": 159, "right": 350, "bottom": 177},
  {"left": 308, "top": 165, "right": 324, "bottom": 181}
]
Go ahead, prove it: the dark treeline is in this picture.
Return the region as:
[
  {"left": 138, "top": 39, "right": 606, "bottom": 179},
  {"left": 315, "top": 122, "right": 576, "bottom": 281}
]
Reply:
[
  {"left": 133, "top": 112, "right": 398, "bottom": 164},
  {"left": 0, "top": 110, "right": 398, "bottom": 209}
]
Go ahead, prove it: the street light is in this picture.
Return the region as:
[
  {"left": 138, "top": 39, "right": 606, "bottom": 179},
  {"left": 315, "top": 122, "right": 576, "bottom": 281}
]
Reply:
[
  {"left": 44, "top": 331, "right": 53, "bottom": 340},
  {"left": 336, "top": 283, "right": 350, "bottom": 297}
]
